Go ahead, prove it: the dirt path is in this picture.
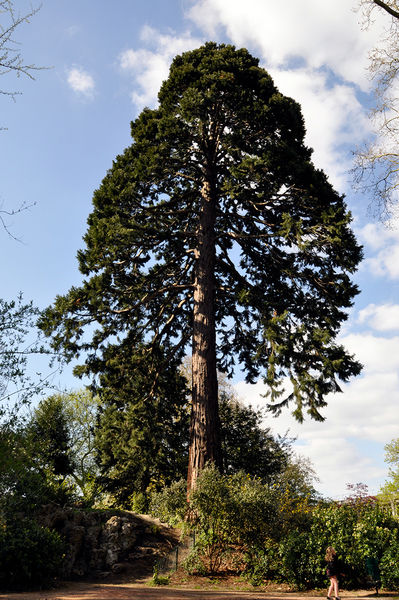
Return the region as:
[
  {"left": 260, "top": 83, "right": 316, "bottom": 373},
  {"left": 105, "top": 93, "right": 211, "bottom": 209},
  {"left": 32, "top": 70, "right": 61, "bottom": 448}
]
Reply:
[
  {"left": 0, "top": 584, "right": 312, "bottom": 600},
  {"left": 0, "top": 584, "right": 389, "bottom": 600}
]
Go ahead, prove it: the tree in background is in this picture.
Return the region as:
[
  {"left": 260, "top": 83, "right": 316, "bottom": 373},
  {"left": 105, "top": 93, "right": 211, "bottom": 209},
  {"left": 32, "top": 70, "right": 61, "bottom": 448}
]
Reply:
[
  {"left": 25, "top": 389, "right": 102, "bottom": 504},
  {"left": 94, "top": 347, "right": 190, "bottom": 508},
  {"left": 61, "top": 388, "right": 100, "bottom": 502},
  {"left": 379, "top": 437, "right": 399, "bottom": 515},
  {"left": 30, "top": 389, "right": 101, "bottom": 503},
  {"left": 0, "top": 0, "right": 41, "bottom": 100},
  {"left": 355, "top": 0, "right": 399, "bottom": 217},
  {"left": 0, "top": 413, "right": 75, "bottom": 519},
  {"left": 0, "top": 294, "right": 55, "bottom": 422},
  {"left": 29, "top": 394, "right": 74, "bottom": 483},
  {"left": 39, "top": 43, "right": 362, "bottom": 494},
  {"left": 273, "top": 453, "right": 320, "bottom": 500},
  {"left": 0, "top": 389, "right": 100, "bottom": 517},
  {"left": 219, "top": 391, "right": 290, "bottom": 483}
]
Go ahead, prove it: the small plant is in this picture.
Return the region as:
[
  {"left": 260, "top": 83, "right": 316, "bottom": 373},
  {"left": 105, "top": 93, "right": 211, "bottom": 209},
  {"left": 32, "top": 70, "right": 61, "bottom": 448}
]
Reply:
[
  {"left": 150, "top": 522, "right": 161, "bottom": 535},
  {"left": 130, "top": 491, "right": 148, "bottom": 514},
  {"left": 149, "top": 563, "right": 170, "bottom": 586}
]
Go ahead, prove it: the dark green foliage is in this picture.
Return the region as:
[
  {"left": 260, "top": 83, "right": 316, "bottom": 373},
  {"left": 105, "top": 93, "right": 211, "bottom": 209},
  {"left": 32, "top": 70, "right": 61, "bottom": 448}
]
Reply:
[
  {"left": 94, "top": 349, "right": 190, "bottom": 505},
  {"left": 0, "top": 423, "right": 73, "bottom": 517},
  {"left": 29, "top": 394, "right": 74, "bottom": 478},
  {"left": 0, "top": 517, "right": 65, "bottom": 590},
  {"left": 379, "top": 537, "right": 399, "bottom": 590},
  {"left": 149, "top": 479, "right": 187, "bottom": 526},
  {"left": 276, "top": 499, "right": 399, "bottom": 590},
  {"left": 184, "top": 466, "right": 280, "bottom": 574},
  {"left": 39, "top": 41, "right": 362, "bottom": 432},
  {"left": 0, "top": 425, "right": 68, "bottom": 591},
  {"left": 95, "top": 362, "right": 292, "bottom": 504},
  {"left": 219, "top": 392, "right": 289, "bottom": 482}
]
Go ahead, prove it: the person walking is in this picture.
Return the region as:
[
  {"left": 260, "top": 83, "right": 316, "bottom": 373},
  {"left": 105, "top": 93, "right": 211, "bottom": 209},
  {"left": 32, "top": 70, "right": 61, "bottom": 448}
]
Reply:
[{"left": 326, "top": 546, "right": 342, "bottom": 600}]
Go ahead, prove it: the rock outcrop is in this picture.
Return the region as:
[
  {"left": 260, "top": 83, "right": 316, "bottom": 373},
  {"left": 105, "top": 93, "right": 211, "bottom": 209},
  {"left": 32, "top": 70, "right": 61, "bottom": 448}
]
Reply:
[{"left": 37, "top": 505, "right": 179, "bottom": 580}]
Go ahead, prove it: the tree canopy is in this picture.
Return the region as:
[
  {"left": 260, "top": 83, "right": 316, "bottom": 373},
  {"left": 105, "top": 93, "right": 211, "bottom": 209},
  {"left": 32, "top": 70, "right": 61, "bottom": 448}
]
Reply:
[
  {"left": 379, "top": 437, "right": 399, "bottom": 514},
  {"left": 39, "top": 43, "right": 362, "bottom": 491}
]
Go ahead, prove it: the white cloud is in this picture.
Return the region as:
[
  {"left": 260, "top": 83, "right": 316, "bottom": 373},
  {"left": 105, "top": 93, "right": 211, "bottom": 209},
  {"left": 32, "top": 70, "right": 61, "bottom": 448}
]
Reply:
[
  {"left": 270, "top": 68, "right": 369, "bottom": 189},
  {"left": 358, "top": 303, "right": 399, "bottom": 331},
  {"left": 119, "top": 27, "right": 203, "bottom": 108},
  {"left": 187, "top": 0, "right": 385, "bottom": 90},
  {"left": 343, "top": 332, "right": 399, "bottom": 372},
  {"left": 358, "top": 222, "right": 399, "bottom": 279},
  {"left": 367, "top": 245, "right": 399, "bottom": 279},
  {"left": 358, "top": 222, "right": 391, "bottom": 251},
  {"left": 184, "top": 0, "right": 391, "bottom": 190},
  {"left": 65, "top": 25, "right": 80, "bottom": 37},
  {"left": 66, "top": 67, "right": 95, "bottom": 99},
  {"left": 234, "top": 330, "right": 399, "bottom": 499}
]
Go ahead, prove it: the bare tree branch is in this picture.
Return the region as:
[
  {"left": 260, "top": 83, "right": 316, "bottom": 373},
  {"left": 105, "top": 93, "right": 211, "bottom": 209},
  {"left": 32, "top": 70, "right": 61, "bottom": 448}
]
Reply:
[
  {"left": 373, "top": 0, "right": 399, "bottom": 19},
  {"left": 354, "top": 0, "right": 399, "bottom": 218}
]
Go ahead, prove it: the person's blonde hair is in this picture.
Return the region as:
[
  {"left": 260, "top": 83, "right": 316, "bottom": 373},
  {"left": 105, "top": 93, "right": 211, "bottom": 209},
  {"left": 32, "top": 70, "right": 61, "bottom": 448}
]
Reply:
[{"left": 325, "top": 546, "right": 336, "bottom": 561}]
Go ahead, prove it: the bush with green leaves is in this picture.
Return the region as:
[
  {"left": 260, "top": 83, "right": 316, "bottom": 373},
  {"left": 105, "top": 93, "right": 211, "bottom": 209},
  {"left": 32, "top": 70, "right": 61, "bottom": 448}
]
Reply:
[
  {"left": 276, "top": 498, "right": 399, "bottom": 590},
  {"left": 243, "top": 541, "right": 282, "bottom": 586},
  {"left": 0, "top": 517, "right": 65, "bottom": 590},
  {"left": 379, "top": 529, "right": 399, "bottom": 590},
  {"left": 150, "top": 470, "right": 399, "bottom": 590},
  {"left": 0, "top": 425, "right": 70, "bottom": 590},
  {"left": 0, "top": 424, "right": 75, "bottom": 518},
  {"left": 181, "top": 466, "right": 279, "bottom": 574},
  {"left": 149, "top": 478, "right": 187, "bottom": 526}
]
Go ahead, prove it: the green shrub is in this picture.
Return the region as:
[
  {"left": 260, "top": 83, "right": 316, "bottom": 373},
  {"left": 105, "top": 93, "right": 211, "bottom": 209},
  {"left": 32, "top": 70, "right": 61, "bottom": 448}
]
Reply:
[
  {"left": 150, "top": 470, "right": 399, "bottom": 590},
  {"left": 0, "top": 517, "right": 65, "bottom": 590},
  {"left": 150, "top": 563, "right": 170, "bottom": 586},
  {"left": 380, "top": 530, "right": 399, "bottom": 590},
  {"left": 130, "top": 491, "right": 148, "bottom": 513},
  {"left": 243, "top": 541, "right": 281, "bottom": 586},
  {"left": 277, "top": 500, "right": 399, "bottom": 590},
  {"left": 149, "top": 478, "right": 187, "bottom": 526},
  {"left": 185, "top": 467, "right": 279, "bottom": 574}
]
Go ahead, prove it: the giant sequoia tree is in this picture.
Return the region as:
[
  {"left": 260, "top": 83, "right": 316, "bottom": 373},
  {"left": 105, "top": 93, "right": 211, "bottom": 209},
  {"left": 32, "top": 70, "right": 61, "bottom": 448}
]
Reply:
[{"left": 40, "top": 43, "right": 362, "bottom": 493}]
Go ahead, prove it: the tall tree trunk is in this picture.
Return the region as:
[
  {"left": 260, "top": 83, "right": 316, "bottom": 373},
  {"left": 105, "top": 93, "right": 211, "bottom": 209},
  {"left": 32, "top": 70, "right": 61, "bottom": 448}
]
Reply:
[{"left": 187, "top": 172, "right": 222, "bottom": 497}]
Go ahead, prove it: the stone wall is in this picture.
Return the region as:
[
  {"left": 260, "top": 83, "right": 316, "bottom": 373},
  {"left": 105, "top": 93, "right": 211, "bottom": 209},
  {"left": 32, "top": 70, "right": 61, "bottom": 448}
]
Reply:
[{"left": 38, "top": 505, "right": 179, "bottom": 579}]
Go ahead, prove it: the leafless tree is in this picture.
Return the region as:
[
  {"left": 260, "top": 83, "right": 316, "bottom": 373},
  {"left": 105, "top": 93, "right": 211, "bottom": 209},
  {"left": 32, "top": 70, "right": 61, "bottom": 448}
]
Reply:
[
  {"left": 0, "top": 1, "right": 42, "bottom": 236},
  {"left": 0, "top": 1, "right": 42, "bottom": 100},
  {"left": 354, "top": 1, "right": 399, "bottom": 219}
]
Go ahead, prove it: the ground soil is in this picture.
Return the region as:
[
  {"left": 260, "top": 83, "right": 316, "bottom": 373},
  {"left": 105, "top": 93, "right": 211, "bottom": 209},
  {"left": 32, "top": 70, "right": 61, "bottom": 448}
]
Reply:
[{"left": 0, "top": 573, "right": 397, "bottom": 600}]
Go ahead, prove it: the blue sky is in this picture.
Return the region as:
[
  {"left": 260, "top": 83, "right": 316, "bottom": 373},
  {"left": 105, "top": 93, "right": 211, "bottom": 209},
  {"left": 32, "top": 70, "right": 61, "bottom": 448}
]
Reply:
[{"left": 1, "top": 0, "right": 398, "bottom": 499}]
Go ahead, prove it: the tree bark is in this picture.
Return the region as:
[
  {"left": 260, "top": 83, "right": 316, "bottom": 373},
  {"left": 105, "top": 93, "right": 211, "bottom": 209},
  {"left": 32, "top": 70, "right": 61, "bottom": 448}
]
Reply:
[{"left": 187, "top": 171, "right": 222, "bottom": 497}]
